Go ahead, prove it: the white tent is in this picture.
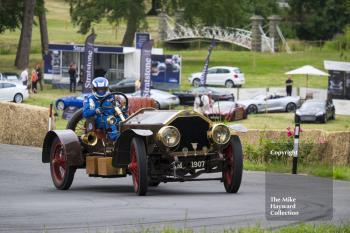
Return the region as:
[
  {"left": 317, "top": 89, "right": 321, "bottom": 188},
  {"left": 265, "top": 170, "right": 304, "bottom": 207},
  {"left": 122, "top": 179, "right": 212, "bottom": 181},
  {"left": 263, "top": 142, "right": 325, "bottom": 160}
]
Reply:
[{"left": 285, "top": 65, "right": 329, "bottom": 89}]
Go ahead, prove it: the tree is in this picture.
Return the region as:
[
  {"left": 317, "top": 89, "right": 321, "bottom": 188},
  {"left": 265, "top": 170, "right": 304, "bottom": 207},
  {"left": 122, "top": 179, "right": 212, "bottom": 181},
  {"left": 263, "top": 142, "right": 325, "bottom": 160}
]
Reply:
[
  {"left": 0, "top": 0, "right": 23, "bottom": 33},
  {"left": 15, "top": 0, "right": 36, "bottom": 69},
  {"left": 68, "top": 0, "right": 147, "bottom": 46},
  {"left": 36, "top": 0, "right": 49, "bottom": 57},
  {"left": 171, "top": 0, "right": 278, "bottom": 29},
  {"left": 288, "top": 0, "right": 350, "bottom": 40}
]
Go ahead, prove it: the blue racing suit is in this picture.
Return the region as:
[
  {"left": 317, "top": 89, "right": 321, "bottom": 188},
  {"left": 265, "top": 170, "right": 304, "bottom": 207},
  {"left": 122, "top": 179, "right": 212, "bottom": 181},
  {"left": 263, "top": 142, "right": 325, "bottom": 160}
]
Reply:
[{"left": 82, "top": 94, "right": 126, "bottom": 141}]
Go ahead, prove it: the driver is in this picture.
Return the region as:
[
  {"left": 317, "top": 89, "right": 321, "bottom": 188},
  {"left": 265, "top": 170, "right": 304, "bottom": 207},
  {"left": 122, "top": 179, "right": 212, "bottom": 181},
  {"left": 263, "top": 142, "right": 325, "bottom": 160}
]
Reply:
[{"left": 83, "top": 77, "right": 127, "bottom": 141}]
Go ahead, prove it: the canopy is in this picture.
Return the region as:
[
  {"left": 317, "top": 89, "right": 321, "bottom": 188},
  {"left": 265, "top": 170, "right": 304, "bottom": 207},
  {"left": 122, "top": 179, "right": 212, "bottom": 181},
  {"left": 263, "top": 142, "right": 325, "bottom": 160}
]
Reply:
[{"left": 285, "top": 65, "right": 329, "bottom": 76}]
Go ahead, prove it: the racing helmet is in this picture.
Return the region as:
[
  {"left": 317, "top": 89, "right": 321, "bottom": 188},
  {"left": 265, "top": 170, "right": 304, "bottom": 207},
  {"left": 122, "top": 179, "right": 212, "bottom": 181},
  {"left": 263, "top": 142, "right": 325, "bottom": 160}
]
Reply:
[{"left": 92, "top": 77, "right": 110, "bottom": 98}]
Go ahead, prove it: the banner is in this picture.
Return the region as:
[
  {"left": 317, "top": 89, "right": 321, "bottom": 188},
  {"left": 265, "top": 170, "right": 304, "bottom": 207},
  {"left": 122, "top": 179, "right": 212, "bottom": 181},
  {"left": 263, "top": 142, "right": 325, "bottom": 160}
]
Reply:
[
  {"left": 151, "top": 54, "right": 181, "bottom": 90},
  {"left": 135, "top": 32, "right": 150, "bottom": 49},
  {"left": 200, "top": 38, "right": 216, "bottom": 86},
  {"left": 140, "top": 40, "right": 153, "bottom": 97},
  {"left": 83, "top": 33, "right": 96, "bottom": 94}
]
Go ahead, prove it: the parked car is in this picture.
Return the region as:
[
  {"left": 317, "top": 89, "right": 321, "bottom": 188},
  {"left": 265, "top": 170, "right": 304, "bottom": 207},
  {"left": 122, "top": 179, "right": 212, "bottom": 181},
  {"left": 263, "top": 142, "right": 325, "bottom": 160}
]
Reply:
[
  {"left": 55, "top": 94, "right": 87, "bottom": 110},
  {"left": 42, "top": 91, "right": 243, "bottom": 195},
  {"left": 188, "top": 66, "right": 245, "bottom": 88},
  {"left": 295, "top": 99, "right": 335, "bottom": 123},
  {"left": 237, "top": 93, "right": 301, "bottom": 114},
  {"left": 109, "top": 79, "right": 136, "bottom": 93},
  {"left": 204, "top": 101, "right": 248, "bottom": 122},
  {"left": 0, "top": 81, "right": 29, "bottom": 103},
  {"left": 0, "top": 72, "right": 21, "bottom": 82},
  {"left": 129, "top": 89, "right": 180, "bottom": 109},
  {"left": 173, "top": 87, "right": 235, "bottom": 106}
]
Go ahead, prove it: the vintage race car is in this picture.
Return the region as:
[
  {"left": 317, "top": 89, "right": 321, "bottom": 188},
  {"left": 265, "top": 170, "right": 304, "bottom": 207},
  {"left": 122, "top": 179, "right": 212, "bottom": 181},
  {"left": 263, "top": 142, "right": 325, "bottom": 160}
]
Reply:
[
  {"left": 42, "top": 92, "right": 243, "bottom": 195},
  {"left": 204, "top": 101, "right": 248, "bottom": 122}
]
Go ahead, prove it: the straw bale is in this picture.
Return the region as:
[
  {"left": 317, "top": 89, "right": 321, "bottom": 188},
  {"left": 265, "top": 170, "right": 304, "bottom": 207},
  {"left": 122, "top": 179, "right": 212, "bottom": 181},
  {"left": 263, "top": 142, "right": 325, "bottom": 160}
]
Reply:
[{"left": 0, "top": 102, "right": 54, "bottom": 147}]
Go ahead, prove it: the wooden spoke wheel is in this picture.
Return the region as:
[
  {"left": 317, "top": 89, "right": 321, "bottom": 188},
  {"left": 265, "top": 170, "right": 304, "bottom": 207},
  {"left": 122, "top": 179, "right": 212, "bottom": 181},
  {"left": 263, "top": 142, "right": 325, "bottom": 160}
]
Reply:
[
  {"left": 128, "top": 137, "right": 148, "bottom": 196},
  {"left": 222, "top": 136, "right": 243, "bottom": 193},
  {"left": 50, "top": 137, "right": 76, "bottom": 190}
]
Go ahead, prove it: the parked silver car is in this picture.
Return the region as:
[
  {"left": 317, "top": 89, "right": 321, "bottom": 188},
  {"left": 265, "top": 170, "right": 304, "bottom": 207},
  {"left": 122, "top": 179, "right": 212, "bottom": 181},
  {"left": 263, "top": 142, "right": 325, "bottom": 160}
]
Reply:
[
  {"left": 128, "top": 89, "right": 180, "bottom": 109},
  {"left": 237, "top": 93, "right": 301, "bottom": 114}
]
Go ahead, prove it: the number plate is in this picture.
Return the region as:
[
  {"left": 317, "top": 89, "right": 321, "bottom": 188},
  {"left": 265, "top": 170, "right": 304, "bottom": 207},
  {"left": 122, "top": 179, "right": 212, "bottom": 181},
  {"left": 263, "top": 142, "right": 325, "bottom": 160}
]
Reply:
[{"left": 190, "top": 160, "right": 206, "bottom": 169}]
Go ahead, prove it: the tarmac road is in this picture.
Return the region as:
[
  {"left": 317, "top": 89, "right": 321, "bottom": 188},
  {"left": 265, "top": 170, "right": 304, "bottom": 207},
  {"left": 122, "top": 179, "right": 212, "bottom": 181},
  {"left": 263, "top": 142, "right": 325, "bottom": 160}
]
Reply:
[{"left": 1, "top": 144, "right": 350, "bottom": 233}]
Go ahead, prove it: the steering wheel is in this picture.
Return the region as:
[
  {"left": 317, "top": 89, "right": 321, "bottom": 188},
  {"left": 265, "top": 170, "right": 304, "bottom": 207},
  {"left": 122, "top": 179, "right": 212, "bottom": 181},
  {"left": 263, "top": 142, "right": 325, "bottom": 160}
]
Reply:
[{"left": 99, "top": 92, "right": 129, "bottom": 118}]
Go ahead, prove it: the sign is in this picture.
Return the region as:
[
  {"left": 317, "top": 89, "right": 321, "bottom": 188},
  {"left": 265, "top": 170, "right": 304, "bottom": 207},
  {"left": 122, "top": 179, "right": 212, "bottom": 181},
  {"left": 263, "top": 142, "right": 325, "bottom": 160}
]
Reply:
[
  {"left": 83, "top": 33, "right": 96, "bottom": 94},
  {"left": 151, "top": 54, "right": 181, "bottom": 90},
  {"left": 135, "top": 32, "right": 151, "bottom": 49},
  {"left": 140, "top": 40, "right": 153, "bottom": 97},
  {"left": 200, "top": 38, "right": 216, "bottom": 86}
]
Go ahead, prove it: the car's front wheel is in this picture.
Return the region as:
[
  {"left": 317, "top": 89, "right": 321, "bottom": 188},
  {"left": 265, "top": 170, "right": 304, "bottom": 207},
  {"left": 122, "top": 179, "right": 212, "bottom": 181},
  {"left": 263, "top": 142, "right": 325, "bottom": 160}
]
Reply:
[
  {"left": 14, "top": 93, "right": 23, "bottom": 103},
  {"left": 223, "top": 136, "right": 243, "bottom": 193},
  {"left": 50, "top": 137, "right": 76, "bottom": 190},
  {"left": 286, "top": 102, "right": 297, "bottom": 112},
  {"left": 128, "top": 137, "right": 148, "bottom": 196},
  {"left": 192, "top": 78, "right": 201, "bottom": 87}
]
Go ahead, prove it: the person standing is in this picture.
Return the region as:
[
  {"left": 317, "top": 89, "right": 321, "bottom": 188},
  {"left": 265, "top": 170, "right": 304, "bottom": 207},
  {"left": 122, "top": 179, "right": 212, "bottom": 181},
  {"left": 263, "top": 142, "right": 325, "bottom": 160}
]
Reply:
[
  {"left": 20, "top": 68, "right": 28, "bottom": 87},
  {"left": 68, "top": 62, "right": 77, "bottom": 92},
  {"left": 286, "top": 76, "right": 293, "bottom": 96},
  {"left": 31, "top": 68, "right": 38, "bottom": 93},
  {"left": 35, "top": 63, "right": 43, "bottom": 91}
]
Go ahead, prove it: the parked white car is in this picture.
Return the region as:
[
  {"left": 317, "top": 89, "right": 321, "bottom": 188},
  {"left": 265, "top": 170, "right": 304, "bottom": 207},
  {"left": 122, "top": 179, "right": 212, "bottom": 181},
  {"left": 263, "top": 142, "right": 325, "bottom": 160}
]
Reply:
[
  {"left": 0, "top": 81, "right": 29, "bottom": 103},
  {"left": 188, "top": 66, "right": 245, "bottom": 88},
  {"left": 128, "top": 89, "right": 180, "bottom": 109}
]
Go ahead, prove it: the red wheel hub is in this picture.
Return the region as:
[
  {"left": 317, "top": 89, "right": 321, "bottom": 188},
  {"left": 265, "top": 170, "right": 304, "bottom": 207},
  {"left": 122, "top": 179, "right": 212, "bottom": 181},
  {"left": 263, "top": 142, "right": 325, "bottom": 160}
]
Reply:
[
  {"left": 51, "top": 142, "right": 67, "bottom": 185},
  {"left": 128, "top": 145, "right": 139, "bottom": 192},
  {"left": 223, "top": 144, "right": 234, "bottom": 186}
]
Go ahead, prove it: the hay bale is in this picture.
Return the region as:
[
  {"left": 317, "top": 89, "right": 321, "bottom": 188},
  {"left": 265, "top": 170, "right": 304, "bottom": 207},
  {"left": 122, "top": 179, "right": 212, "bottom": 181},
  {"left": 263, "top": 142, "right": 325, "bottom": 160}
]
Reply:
[{"left": 0, "top": 102, "right": 54, "bottom": 147}]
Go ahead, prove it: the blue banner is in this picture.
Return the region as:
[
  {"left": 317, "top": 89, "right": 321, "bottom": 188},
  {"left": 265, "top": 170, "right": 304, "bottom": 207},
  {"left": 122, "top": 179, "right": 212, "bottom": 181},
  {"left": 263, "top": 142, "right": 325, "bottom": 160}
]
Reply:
[
  {"left": 83, "top": 33, "right": 96, "bottom": 94},
  {"left": 135, "top": 32, "right": 151, "bottom": 49},
  {"left": 140, "top": 40, "right": 153, "bottom": 97},
  {"left": 200, "top": 38, "right": 216, "bottom": 86},
  {"left": 151, "top": 54, "right": 181, "bottom": 90}
]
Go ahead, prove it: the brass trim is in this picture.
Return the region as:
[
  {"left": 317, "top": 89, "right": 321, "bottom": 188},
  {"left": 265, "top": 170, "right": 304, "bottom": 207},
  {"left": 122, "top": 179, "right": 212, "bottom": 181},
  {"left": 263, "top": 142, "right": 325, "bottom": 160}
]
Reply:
[
  {"left": 157, "top": 126, "right": 181, "bottom": 147},
  {"left": 208, "top": 123, "right": 231, "bottom": 145}
]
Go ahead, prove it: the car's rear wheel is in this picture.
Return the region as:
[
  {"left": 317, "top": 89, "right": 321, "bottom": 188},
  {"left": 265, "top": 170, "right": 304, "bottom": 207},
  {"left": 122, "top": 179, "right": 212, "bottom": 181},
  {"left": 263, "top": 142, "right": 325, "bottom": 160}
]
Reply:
[
  {"left": 286, "top": 102, "right": 297, "bottom": 112},
  {"left": 192, "top": 78, "right": 201, "bottom": 87},
  {"left": 223, "top": 136, "right": 243, "bottom": 193},
  {"left": 128, "top": 137, "right": 148, "bottom": 196},
  {"left": 56, "top": 100, "right": 65, "bottom": 111},
  {"left": 14, "top": 93, "right": 23, "bottom": 103},
  {"left": 247, "top": 104, "right": 258, "bottom": 114},
  {"left": 155, "top": 101, "right": 161, "bottom": 110},
  {"left": 225, "top": 80, "right": 234, "bottom": 88},
  {"left": 50, "top": 137, "right": 76, "bottom": 190}
]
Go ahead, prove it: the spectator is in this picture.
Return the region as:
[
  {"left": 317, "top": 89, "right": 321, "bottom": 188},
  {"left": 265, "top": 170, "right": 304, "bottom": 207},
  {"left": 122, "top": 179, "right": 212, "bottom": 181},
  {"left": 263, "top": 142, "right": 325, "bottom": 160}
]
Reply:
[
  {"left": 78, "top": 66, "right": 84, "bottom": 86},
  {"left": 286, "top": 76, "right": 293, "bottom": 96},
  {"left": 68, "top": 62, "right": 77, "bottom": 92},
  {"left": 31, "top": 68, "right": 38, "bottom": 93},
  {"left": 193, "top": 94, "right": 203, "bottom": 113},
  {"left": 20, "top": 68, "right": 28, "bottom": 87},
  {"left": 201, "top": 93, "right": 213, "bottom": 113},
  {"left": 35, "top": 63, "right": 43, "bottom": 91}
]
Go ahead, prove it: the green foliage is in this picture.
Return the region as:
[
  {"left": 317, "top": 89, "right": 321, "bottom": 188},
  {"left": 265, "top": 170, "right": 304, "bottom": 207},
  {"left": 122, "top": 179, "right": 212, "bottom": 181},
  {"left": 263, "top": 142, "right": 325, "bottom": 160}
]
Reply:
[
  {"left": 67, "top": 0, "right": 147, "bottom": 45},
  {"left": 174, "top": 0, "right": 279, "bottom": 28},
  {"left": 288, "top": 0, "right": 350, "bottom": 40},
  {"left": 0, "top": 0, "right": 23, "bottom": 33}
]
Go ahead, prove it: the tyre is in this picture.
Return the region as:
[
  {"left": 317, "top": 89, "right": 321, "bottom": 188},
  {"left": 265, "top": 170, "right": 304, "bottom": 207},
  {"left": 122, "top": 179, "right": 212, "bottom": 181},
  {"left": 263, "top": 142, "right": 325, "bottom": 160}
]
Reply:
[
  {"left": 56, "top": 100, "right": 65, "bottom": 111},
  {"left": 225, "top": 80, "right": 234, "bottom": 88},
  {"left": 128, "top": 137, "right": 148, "bottom": 196},
  {"left": 13, "top": 93, "right": 23, "bottom": 103},
  {"left": 155, "top": 101, "right": 161, "bottom": 110},
  {"left": 286, "top": 103, "right": 297, "bottom": 112},
  {"left": 66, "top": 108, "right": 86, "bottom": 137},
  {"left": 222, "top": 135, "right": 243, "bottom": 193},
  {"left": 247, "top": 104, "right": 258, "bottom": 114},
  {"left": 50, "top": 137, "right": 76, "bottom": 190},
  {"left": 192, "top": 79, "right": 201, "bottom": 87}
]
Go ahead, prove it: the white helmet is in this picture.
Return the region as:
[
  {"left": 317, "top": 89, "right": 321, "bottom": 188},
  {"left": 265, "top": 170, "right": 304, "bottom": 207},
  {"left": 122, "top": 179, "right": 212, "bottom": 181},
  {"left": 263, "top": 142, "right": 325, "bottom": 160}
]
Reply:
[{"left": 92, "top": 77, "right": 110, "bottom": 98}]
